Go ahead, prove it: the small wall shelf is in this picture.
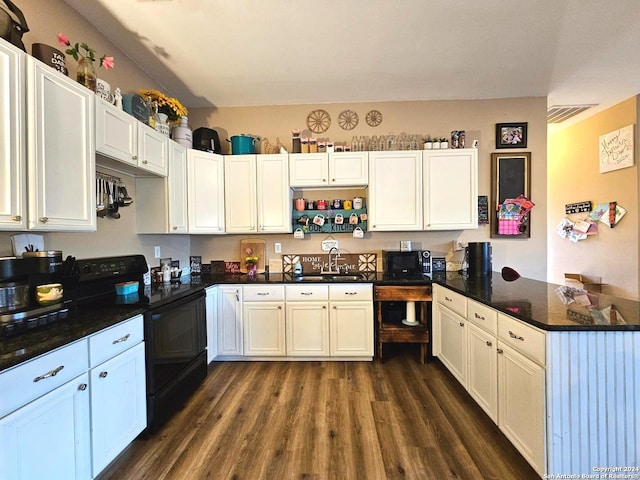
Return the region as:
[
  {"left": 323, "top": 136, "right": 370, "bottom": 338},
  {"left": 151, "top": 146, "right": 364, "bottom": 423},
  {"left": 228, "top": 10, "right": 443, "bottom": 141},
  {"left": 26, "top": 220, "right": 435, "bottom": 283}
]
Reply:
[{"left": 292, "top": 208, "right": 367, "bottom": 233}]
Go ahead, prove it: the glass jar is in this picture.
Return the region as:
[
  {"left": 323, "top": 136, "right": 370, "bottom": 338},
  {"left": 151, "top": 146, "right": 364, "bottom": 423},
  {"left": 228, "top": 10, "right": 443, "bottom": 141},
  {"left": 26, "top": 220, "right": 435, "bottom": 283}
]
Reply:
[{"left": 76, "top": 57, "right": 97, "bottom": 92}]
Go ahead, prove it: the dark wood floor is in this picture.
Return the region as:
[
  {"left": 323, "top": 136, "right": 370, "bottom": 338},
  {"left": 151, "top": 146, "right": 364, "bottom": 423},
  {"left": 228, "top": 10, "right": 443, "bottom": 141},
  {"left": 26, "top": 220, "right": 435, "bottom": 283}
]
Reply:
[{"left": 98, "top": 346, "right": 539, "bottom": 480}]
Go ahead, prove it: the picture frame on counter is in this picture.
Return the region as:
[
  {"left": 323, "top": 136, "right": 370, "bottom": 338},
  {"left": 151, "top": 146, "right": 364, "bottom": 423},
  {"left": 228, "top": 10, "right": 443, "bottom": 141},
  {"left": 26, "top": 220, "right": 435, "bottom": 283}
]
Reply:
[{"left": 495, "top": 122, "right": 527, "bottom": 149}]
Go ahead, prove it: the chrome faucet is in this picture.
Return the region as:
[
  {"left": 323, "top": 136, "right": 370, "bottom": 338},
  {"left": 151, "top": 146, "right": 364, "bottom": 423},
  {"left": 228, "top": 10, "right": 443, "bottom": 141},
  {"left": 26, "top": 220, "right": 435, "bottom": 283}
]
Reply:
[{"left": 324, "top": 247, "right": 340, "bottom": 274}]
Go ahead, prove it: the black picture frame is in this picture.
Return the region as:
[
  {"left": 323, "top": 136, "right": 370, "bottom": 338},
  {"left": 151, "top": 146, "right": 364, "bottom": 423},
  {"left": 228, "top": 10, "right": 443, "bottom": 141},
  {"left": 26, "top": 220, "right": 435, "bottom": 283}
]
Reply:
[{"left": 495, "top": 122, "right": 528, "bottom": 149}]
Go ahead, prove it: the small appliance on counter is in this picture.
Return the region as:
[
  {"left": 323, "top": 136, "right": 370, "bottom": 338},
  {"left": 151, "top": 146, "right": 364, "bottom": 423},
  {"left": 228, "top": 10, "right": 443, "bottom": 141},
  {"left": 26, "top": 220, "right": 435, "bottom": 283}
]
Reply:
[
  {"left": 382, "top": 250, "right": 431, "bottom": 279},
  {"left": 466, "top": 242, "right": 492, "bottom": 276}
]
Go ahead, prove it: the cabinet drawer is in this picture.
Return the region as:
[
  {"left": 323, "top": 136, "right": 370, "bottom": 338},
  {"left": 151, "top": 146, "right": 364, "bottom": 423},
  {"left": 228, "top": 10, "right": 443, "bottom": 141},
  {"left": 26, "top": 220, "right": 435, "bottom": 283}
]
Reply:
[
  {"left": 243, "top": 285, "right": 285, "bottom": 302},
  {"left": 329, "top": 283, "right": 372, "bottom": 301},
  {"left": 467, "top": 299, "right": 497, "bottom": 335},
  {"left": 286, "top": 284, "right": 329, "bottom": 301},
  {"left": 89, "top": 315, "right": 144, "bottom": 367},
  {"left": 0, "top": 339, "right": 89, "bottom": 418},
  {"left": 498, "top": 314, "right": 546, "bottom": 366},
  {"left": 436, "top": 287, "right": 466, "bottom": 317}
]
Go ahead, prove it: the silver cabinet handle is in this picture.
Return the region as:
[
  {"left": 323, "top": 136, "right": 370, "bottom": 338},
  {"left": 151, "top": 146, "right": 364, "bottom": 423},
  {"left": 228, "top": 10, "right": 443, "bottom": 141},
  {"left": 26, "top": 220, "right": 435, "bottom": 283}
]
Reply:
[
  {"left": 99, "top": 371, "right": 108, "bottom": 378},
  {"left": 277, "top": 305, "right": 282, "bottom": 309},
  {"left": 322, "top": 305, "right": 327, "bottom": 309},
  {"left": 497, "top": 348, "right": 503, "bottom": 354},
  {"left": 112, "top": 333, "right": 130, "bottom": 344},
  {"left": 142, "top": 160, "right": 148, "bottom": 164},
  {"left": 508, "top": 330, "right": 524, "bottom": 341},
  {"left": 445, "top": 296, "right": 452, "bottom": 302},
  {"left": 173, "top": 226, "right": 178, "bottom": 230},
  {"left": 257, "top": 292, "right": 270, "bottom": 296},
  {"left": 132, "top": 155, "right": 137, "bottom": 160},
  {"left": 300, "top": 292, "right": 314, "bottom": 296},
  {"left": 13, "top": 215, "right": 22, "bottom": 221},
  {"left": 486, "top": 340, "right": 492, "bottom": 347},
  {"left": 475, "top": 313, "right": 485, "bottom": 320},
  {"left": 39, "top": 217, "right": 48, "bottom": 223},
  {"left": 459, "top": 322, "right": 464, "bottom": 327},
  {"left": 78, "top": 383, "right": 88, "bottom": 391},
  {"left": 236, "top": 291, "right": 239, "bottom": 301},
  {"left": 33, "top": 365, "right": 64, "bottom": 382},
  {"left": 344, "top": 292, "right": 357, "bottom": 296}
]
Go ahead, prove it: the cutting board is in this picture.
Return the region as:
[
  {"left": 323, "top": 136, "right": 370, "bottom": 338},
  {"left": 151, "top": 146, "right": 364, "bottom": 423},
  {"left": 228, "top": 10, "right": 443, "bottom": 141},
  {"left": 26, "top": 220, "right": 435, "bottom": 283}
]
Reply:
[{"left": 240, "top": 239, "right": 266, "bottom": 273}]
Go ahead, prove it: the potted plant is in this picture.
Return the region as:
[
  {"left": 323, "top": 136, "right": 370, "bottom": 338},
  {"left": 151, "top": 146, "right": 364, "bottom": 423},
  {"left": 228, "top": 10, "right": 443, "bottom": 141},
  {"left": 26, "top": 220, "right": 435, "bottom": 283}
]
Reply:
[
  {"left": 423, "top": 136, "right": 433, "bottom": 149},
  {"left": 432, "top": 136, "right": 440, "bottom": 149},
  {"left": 440, "top": 137, "right": 449, "bottom": 149},
  {"left": 244, "top": 248, "right": 259, "bottom": 278},
  {"left": 137, "top": 88, "right": 188, "bottom": 125}
]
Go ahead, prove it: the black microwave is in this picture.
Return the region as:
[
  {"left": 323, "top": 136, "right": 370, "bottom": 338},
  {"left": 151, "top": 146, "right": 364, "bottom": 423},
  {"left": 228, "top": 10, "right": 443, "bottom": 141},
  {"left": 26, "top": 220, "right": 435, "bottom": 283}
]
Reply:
[{"left": 382, "top": 250, "right": 431, "bottom": 278}]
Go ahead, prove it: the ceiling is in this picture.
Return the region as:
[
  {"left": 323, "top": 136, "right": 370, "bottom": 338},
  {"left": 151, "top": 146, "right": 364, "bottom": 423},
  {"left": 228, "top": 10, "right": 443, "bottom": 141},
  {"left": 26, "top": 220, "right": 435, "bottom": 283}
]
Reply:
[{"left": 64, "top": 0, "right": 640, "bottom": 125}]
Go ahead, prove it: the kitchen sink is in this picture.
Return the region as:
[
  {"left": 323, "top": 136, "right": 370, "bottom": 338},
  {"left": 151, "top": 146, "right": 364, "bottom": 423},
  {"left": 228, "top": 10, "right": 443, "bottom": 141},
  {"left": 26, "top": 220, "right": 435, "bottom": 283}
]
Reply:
[{"left": 293, "top": 273, "right": 364, "bottom": 282}]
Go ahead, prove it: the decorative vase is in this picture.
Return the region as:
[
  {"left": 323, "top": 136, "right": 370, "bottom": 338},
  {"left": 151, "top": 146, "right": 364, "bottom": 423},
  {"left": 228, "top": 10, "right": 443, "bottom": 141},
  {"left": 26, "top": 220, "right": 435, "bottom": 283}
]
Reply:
[
  {"left": 247, "top": 264, "right": 257, "bottom": 278},
  {"left": 155, "top": 112, "right": 171, "bottom": 137},
  {"left": 172, "top": 116, "right": 193, "bottom": 148},
  {"left": 76, "top": 57, "right": 97, "bottom": 92}
]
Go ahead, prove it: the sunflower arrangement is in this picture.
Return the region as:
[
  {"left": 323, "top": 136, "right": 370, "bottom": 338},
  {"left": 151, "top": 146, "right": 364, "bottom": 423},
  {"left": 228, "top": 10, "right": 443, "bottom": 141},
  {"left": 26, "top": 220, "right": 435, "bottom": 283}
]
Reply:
[{"left": 138, "top": 89, "right": 188, "bottom": 123}]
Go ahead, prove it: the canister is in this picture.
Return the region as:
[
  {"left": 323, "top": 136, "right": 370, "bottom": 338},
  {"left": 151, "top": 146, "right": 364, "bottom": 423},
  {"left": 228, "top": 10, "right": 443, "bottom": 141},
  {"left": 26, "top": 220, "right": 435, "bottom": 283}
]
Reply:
[
  {"left": 294, "top": 198, "right": 306, "bottom": 211},
  {"left": 332, "top": 199, "right": 342, "bottom": 209},
  {"left": 316, "top": 200, "right": 327, "bottom": 210},
  {"left": 343, "top": 200, "right": 352, "bottom": 210},
  {"left": 353, "top": 197, "right": 363, "bottom": 209}
]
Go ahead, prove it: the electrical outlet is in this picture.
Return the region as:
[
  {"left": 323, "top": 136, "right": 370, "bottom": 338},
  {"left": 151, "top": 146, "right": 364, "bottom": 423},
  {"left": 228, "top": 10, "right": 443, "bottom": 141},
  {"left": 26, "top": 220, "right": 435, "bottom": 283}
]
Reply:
[
  {"left": 154, "top": 246, "right": 161, "bottom": 258},
  {"left": 274, "top": 243, "right": 282, "bottom": 254}
]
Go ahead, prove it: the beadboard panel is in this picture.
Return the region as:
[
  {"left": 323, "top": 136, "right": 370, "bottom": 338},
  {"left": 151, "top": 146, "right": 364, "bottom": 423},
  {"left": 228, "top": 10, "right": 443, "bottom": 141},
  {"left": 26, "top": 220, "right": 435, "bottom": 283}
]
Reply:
[{"left": 547, "top": 331, "right": 639, "bottom": 475}]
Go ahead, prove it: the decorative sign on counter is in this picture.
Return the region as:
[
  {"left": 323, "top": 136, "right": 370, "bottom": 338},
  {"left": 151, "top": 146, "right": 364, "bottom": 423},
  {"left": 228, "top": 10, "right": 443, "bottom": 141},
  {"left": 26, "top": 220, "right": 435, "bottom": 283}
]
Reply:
[
  {"left": 565, "top": 201, "right": 592, "bottom": 214},
  {"left": 599, "top": 124, "right": 634, "bottom": 173},
  {"left": 282, "top": 253, "right": 377, "bottom": 274}
]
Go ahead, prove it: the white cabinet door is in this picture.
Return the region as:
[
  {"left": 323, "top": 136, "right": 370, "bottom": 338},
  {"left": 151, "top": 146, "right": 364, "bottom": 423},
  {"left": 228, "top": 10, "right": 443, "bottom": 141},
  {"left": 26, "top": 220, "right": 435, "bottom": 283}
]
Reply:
[
  {"left": 95, "top": 96, "right": 137, "bottom": 166},
  {"left": 90, "top": 342, "right": 146, "bottom": 478},
  {"left": 137, "top": 123, "right": 168, "bottom": 176},
  {"left": 216, "top": 285, "right": 242, "bottom": 356},
  {"left": 0, "top": 40, "right": 26, "bottom": 230},
  {"left": 167, "top": 142, "right": 188, "bottom": 233},
  {"left": 257, "top": 154, "right": 291, "bottom": 233},
  {"left": 467, "top": 322, "right": 498, "bottom": 422},
  {"left": 289, "top": 153, "right": 329, "bottom": 187},
  {"left": 423, "top": 149, "right": 478, "bottom": 230},
  {"left": 26, "top": 57, "right": 95, "bottom": 232},
  {"left": 497, "top": 342, "right": 546, "bottom": 475},
  {"left": 225, "top": 155, "right": 257, "bottom": 233},
  {"left": 205, "top": 286, "right": 218, "bottom": 363},
  {"left": 187, "top": 150, "right": 225, "bottom": 233},
  {"left": 434, "top": 303, "right": 467, "bottom": 385},
  {"left": 286, "top": 301, "right": 329, "bottom": 356},
  {"left": 368, "top": 151, "right": 423, "bottom": 231},
  {"left": 329, "top": 301, "right": 373, "bottom": 356},
  {"left": 328, "top": 151, "right": 368, "bottom": 185},
  {"left": 243, "top": 302, "right": 286, "bottom": 356},
  {"left": 0, "top": 373, "right": 91, "bottom": 480}
]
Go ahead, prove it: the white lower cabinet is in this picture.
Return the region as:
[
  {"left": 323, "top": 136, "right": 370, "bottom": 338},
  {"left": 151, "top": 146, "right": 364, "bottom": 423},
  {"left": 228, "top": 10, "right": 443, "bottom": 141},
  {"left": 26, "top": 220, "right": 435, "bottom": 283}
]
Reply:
[
  {"left": 0, "top": 372, "right": 91, "bottom": 480},
  {"left": 243, "top": 285, "right": 286, "bottom": 356},
  {"left": 205, "top": 286, "right": 218, "bottom": 363},
  {"left": 329, "top": 284, "right": 373, "bottom": 357},
  {"left": 433, "top": 285, "right": 546, "bottom": 476},
  {"left": 216, "top": 285, "right": 243, "bottom": 356},
  {"left": 286, "top": 284, "right": 329, "bottom": 356}
]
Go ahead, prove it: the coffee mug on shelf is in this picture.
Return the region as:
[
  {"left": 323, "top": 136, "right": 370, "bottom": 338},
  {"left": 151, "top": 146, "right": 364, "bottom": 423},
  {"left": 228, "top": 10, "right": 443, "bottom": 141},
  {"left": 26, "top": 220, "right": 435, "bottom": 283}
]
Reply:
[
  {"left": 294, "top": 198, "right": 305, "bottom": 211},
  {"left": 334, "top": 214, "right": 344, "bottom": 224},
  {"left": 343, "top": 200, "right": 352, "bottom": 210}
]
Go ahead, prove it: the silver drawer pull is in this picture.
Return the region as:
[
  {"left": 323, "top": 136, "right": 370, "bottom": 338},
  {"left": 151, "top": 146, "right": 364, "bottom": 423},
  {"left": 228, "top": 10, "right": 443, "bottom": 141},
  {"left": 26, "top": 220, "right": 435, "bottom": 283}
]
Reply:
[
  {"left": 300, "top": 292, "right": 314, "bottom": 296},
  {"left": 33, "top": 365, "right": 64, "bottom": 382},
  {"left": 444, "top": 296, "right": 452, "bottom": 302},
  {"left": 256, "top": 292, "right": 270, "bottom": 296},
  {"left": 474, "top": 313, "right": 485, "bottom": 320},
  {"left": 78, "top": 383, "right": 88, "bottom": 391},
  {"left": 112, "top": 333, "right": 131, "bottom": 344},
  {"left": 508, "top": 330, "right": 524, "bottom": 341},
  {"left": 486, "top": 340, "right": 492, "bottom": 347},
  {"left": 99, "top": 371, "right": 108, "bottom": 378},
  {"left": 344, "top": 292, "right": 357, "bottom": 296},
  {"left": 459, "top": 322, "right": 464, "bottom": 327},
  {"left": 497, "top": 348, "right": 504, "bottom": 354}
]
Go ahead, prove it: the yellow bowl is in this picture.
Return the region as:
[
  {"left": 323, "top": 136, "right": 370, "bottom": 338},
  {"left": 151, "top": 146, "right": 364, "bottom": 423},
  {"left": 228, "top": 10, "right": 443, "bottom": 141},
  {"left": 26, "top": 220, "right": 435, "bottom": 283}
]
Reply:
[{"left": 36, "top": 283, "right": 63, "bottom": 306}]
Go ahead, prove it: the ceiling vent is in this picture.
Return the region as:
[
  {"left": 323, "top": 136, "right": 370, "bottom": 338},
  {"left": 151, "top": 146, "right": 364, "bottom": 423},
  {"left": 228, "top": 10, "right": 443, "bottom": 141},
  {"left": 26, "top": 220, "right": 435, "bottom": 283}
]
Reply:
[{"left": 547, "top": 104, "right": 597, "bottom": 123}]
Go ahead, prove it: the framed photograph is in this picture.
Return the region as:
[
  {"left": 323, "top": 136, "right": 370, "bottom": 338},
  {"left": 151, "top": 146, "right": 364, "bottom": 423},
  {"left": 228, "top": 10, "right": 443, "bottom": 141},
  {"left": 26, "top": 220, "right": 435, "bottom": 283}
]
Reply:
[{"left": 495, "top": 122, "right": 527, "bottom": 149}]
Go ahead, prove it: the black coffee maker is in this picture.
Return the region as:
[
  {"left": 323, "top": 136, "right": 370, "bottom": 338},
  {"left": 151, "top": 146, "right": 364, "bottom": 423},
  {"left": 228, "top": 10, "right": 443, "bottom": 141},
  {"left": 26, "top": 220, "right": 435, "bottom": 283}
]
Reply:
[{"left": 466, "top": 242, "right": 492, "bottom": 276}]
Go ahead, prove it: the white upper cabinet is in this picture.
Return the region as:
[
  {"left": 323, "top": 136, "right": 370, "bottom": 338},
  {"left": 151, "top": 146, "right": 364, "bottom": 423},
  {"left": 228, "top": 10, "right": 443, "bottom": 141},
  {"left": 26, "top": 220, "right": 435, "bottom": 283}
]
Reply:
[
  {"left": 423, "top": 149, "right": 478, "bottom": 230},
  {"left": 225, "top": 154, "right": 291, "bottom": 234},
  {"left": 327, "top": 151, "right": 368, "bottom": 186},
  {"left": 368, "top": 151, "right": 423, "bottom": 231},
  {"left": 26, "top": 56, "right": 95, "bottom": 232},
  {"left": 289, "top": 151, "right": 367, "bottom": 187},
  {"left": 95, "top": 97, "right": 168, "bottom": 176},
  {"left": 166, "top": 142, "right": 189, "bottom": 233},
  {"left": 0, "top": 39, "right": 26, "bottom": 230},
  {"left": 187, "top": 149, "right": 225, "bottom": 233}
]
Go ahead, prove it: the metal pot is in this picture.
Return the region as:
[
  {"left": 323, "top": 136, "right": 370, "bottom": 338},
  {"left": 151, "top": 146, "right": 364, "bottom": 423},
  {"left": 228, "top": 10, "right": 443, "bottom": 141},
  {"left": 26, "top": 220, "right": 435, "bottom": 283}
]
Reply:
[
  {"left": 22, "top": 250, "right": 63, "bottom": 274},
  {"left": 227, "top": 134, "right": 260, "bottom": 155}
]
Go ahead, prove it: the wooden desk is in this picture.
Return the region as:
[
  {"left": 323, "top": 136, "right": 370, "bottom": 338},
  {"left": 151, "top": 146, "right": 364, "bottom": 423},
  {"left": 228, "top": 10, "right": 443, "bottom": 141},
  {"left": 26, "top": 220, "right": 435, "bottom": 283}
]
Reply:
[{"left": 374, "top": 285, "right": 432, "bottom": 363}]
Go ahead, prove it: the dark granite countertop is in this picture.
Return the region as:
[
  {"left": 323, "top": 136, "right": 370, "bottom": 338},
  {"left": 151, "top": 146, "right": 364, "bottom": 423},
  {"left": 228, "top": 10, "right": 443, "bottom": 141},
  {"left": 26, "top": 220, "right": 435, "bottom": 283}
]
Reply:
[{"left": 2, "top": 270, "right": 638, "bottom": 373}]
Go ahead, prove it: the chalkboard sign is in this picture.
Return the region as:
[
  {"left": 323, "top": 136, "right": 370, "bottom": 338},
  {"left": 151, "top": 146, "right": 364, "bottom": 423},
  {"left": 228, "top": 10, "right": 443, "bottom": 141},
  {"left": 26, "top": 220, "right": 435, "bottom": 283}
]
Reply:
[
  {"left": 491, "top": 152, "right": 531, "bottom": 237},
  {"left": 565, "top": 201, "right": 592, "bottom": 214}
]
